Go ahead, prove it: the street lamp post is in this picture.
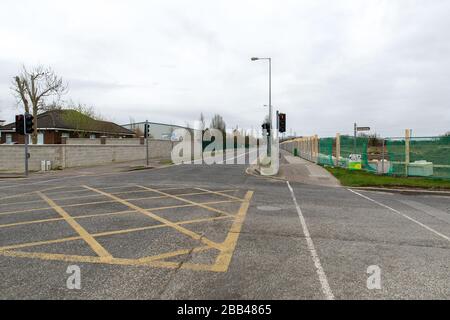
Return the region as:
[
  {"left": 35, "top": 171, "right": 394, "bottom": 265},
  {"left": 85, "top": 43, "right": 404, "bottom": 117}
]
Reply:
[{"left": 251, "top": 57, "right": 272, "bottom": 156}]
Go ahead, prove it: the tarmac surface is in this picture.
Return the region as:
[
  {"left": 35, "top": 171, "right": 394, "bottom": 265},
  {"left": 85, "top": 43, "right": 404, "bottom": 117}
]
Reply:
[{"left": 0, "top": 152, "right": 449, "bottom": 299}]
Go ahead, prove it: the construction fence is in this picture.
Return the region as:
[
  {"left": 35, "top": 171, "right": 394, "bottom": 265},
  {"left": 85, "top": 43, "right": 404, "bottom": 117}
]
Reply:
[{"left": 281, "top": 130, "right": 450, "bottom": 180}]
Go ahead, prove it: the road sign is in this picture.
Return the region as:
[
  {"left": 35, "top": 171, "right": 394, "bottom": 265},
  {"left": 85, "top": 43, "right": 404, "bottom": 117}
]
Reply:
[{"left": 356, "top": 127, "right": 370, "bottom": 131}]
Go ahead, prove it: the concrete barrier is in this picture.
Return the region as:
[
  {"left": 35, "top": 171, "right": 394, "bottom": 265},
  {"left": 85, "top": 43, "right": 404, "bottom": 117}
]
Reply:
[{"left": 0, "top": 140, "right": 174, "bottom": 173}]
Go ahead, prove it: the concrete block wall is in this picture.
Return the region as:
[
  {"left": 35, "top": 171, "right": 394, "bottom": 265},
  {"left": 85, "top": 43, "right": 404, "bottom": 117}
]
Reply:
[
  {"left": 105, "top": 138, "right": 141, "bottom": 145},
  {"left": 0, "top": 145, "right": 62, "bottom": 172},
  {"left": 65, "top": 138, "right": 142, "bottom": 145},
  {"left": 65, "top": 138, "right": 101, "bottom": 145},
  {"left": 0, "top": 140, "right": 174, "bottom": 173}
]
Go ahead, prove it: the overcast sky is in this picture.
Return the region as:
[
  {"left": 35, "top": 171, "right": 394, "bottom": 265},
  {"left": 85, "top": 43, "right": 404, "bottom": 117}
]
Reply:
[{"left": 1, "top": 0, "right": 449, "bottom": 137}]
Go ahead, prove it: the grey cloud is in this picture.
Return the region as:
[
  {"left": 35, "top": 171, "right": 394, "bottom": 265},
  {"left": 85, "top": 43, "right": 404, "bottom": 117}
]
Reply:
[{"left": 0, "top": 0, "right": 449, "bottom": 137}]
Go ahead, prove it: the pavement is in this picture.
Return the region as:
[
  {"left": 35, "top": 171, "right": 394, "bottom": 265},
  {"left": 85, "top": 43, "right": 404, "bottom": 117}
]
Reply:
[
  {"left": 278, "top": 150, "right": 340, "bottom": 187},
  {"left": 0, "top": 150, "right": 449, "bottom": 299}
]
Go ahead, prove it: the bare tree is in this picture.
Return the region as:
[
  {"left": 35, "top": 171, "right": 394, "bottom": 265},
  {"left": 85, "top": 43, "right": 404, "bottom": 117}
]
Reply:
[
  {"left": 199, "top": 112, "right": 206, "bottom": 132},
  {"left": 11, "top": 65, "right": 67, "bottom": 144},
  {"left": 210, "top": 114, "right": 226, "bottom": 134}
]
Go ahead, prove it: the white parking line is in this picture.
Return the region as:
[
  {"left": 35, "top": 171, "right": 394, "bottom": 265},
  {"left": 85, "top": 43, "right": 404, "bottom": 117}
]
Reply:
[
  {"left": 286, "top": 181, "right": 335, "bottom": 300},
  {"left": 348, "top": 189, "right": 450, "bottom": 242}
]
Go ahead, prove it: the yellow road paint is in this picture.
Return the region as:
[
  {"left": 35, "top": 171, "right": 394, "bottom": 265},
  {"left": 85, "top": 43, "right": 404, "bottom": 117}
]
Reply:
[
  {"left": 37, "top": 192, "right": 112, "bottom": 261},
  {"left": 0, "top": 185, "right": 254, "bottom": 273},
  {"left": 0, "top": 249, "right": 217, "bottom": 271},
  {"left": 211, "top": 191, "right": 253, "bottom": 272},
  {"left": 195, "top": 187, "right": 243, "bottom": 202},
  {"left": 0, "top": 190, "right": 239, "bottom": 216},
  {"left": 136, "top": 185, "right": 233, "bottom": 217},
  {"left": 0, "top": 210, "right": 136, "bottom": 229},
  {"left": 148, "top": 199, "right": 242, "bottom": 213},
  {"left": 0, "top": 215, "right": 234, "bottom": 251},
  {"left": 0, "top": 185, "right": 66, "bottom": 201},
  {"left": 0, "top": 236, "right": 82, "bottom": 251},
  {"left": 136, "top": 246, "right": 211, "bottom": 263},
  {"left": 0, "top": 199, "right": 241, "bottom": 229},
  {"left": 84, "top": 186, "right": 224, "bottom": 251},
  {"left": 0, "top": 198, "right": 47, "bottom": 207},
  {"left": 0, "top": 206, "right": 52, "bottom": 216}
]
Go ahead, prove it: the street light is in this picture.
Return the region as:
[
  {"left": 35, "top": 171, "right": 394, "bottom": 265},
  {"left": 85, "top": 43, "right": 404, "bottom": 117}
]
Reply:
[{"left": 251, "top": 57, "right": 272, "bottom": 156}]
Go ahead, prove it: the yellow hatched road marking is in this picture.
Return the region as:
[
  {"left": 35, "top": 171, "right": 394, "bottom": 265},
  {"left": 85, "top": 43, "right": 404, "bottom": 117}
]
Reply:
[
  {"left": 0, "top": 199, "right": 241, "bottom": 229},
  {"left": 0, "top": 210, "right": 136, "bottom": 229},
  {"left": 195, "top": 187, "right": 243, "bottom": 201},
  {"left": 0, "top": 206, "right": 52, "bottom": 216},
  {"left": 0, "top": 215, "right": 234, "bottom": 251},
  {"left": 0, "top": 250, "right": 216, "bottom": 271},
  {"left": 212, "top": 191, "right": 253, "bottom": 272},
  {"left": 0, "top": 185, "right": 254, "bottom": 273},
  {"left": 37, "top": 191, "right": 112, "bottom": 261},
  {"left": 0, "top": 190, "right": 238, "bottom": 216},
  {"left": 0, "top": 186, "right": 66, "bottom": 201},
  {"left": 85, "top": 186, "right": 224, "bottom": 251},
  {"left": 136, "top": 185, "right": 233, "bottom": 217}
]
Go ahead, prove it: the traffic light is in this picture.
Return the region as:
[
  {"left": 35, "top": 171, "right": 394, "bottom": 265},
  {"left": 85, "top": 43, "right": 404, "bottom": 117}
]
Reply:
[
  {"left": 261, "top": 122, "right": 271, "bottom": 135},
  {"left": 144, "top": 122, "right": 150, "bottom": 138},
  {"left": 15, "top": 115, "right": 25, "bottom": 135},
  {"left": 25, "top": 114, "right": 34, "bottom": 134},
  {"left": 278, "top": 113, "right": 286, "bottom": 133}
]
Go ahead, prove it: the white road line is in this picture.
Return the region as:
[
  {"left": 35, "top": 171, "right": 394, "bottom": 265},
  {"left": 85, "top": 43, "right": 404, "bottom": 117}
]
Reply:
[
  {"left": 286, "top": 181, "right": 335, "bottom": 300},
  {"left": 217, "top": 148, "right": 258, "bottom": 164},
  {"left": 348, "top": 189, "right": 450, "bottom": 242}
]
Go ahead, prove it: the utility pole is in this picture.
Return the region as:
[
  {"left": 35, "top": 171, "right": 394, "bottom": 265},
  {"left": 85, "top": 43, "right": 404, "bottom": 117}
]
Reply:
[
  {"left": 251, "top": 57, "right": 272, "bottom": 157},
  {"left": 24, "top": 113, "right": 29, "bottom": 176},
  {"left": 353, "top": 122, "right": 357, "bottom": 155}
]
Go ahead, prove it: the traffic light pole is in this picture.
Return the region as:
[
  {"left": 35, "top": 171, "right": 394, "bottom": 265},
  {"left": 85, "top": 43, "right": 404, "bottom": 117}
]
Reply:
[
  {"left": 268, "top": 58, "right": 272, "bottom": 157},
  {"left": 24, "top": 113, "right": 29, "bottom": 177},
  {"left": 145, "top": 120, "right": 149, "bottom": 167}
]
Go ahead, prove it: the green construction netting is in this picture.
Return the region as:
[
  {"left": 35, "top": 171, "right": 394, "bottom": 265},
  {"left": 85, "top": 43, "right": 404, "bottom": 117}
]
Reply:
[
  {"left": 318, "top": 138, "right": 333, "bottom": 166},
  {"left": 386, "top": 136, "right": 450, "bottom": 179}
]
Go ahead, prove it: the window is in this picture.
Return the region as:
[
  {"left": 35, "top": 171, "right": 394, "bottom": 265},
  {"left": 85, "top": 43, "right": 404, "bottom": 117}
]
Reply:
[
  {"left": 61, "top": 132, "right": 70, "bottom": 138},
  {"left": 6, "top": 134, "right": 12, "bottom": 144},
  {"left": 90, "top": 134, "right": 96, "bottom": 139},
  {"left": 37, "top": 133, "right": 44, "bottom": 145}
]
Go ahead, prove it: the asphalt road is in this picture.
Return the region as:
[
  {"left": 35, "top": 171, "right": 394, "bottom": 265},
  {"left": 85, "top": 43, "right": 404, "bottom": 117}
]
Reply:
[{"left": 0, "top": 157, "right": 449, "bottom": 299}]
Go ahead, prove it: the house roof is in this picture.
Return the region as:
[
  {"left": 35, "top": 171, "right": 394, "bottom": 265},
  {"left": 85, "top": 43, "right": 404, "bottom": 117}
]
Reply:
[{"left": 0, "top": 109, "right": 134, "bottom": 136}]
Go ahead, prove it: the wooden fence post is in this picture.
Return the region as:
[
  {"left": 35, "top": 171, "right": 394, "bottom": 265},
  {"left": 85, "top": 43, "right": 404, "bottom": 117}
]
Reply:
[
  {"left": 405, "top": 129, "right": 411, "bottom": 176},
  {"left": 336, "top": 133, "right": 340, "bottom": 167}
]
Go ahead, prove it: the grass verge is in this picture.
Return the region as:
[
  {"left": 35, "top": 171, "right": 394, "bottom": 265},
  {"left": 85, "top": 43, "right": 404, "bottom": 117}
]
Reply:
[
  {"left": 159, "top": 159, "right": 174, "bottom": 165},
  {"left": 325, "top": 167, "right": 450, "bottom": 190}
]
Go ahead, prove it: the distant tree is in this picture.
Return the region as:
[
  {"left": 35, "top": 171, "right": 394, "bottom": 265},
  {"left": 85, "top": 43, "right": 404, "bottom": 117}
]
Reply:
[
  {"left": 11, "top": 65, "right": 67, "bottom": 144},
  {"left": 128, "top": 117, "right": 143, "bottom": 137},
  {"left": 210, "top": 114, "right": 226, "bottom": 134},
  {"left": 42, "top": 100, "right": 64, "bottom": 111}
]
